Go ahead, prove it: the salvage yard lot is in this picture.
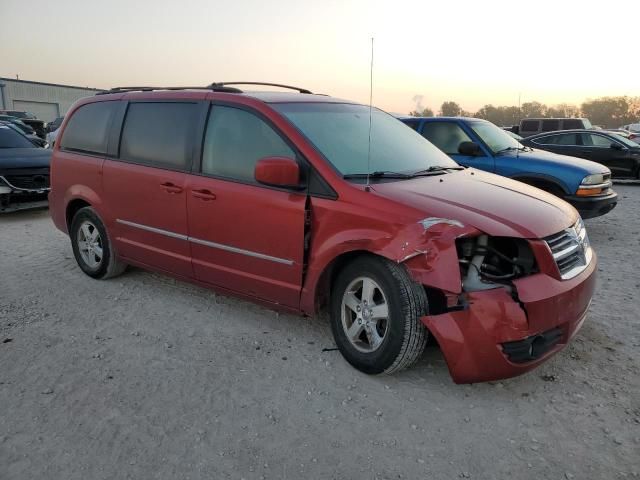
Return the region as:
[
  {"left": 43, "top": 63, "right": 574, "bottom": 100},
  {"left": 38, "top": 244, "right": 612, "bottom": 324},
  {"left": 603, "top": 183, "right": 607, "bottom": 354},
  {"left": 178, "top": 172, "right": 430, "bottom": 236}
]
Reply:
[{"left": 1, "top": 186, "right": 639, "bottom": 480}]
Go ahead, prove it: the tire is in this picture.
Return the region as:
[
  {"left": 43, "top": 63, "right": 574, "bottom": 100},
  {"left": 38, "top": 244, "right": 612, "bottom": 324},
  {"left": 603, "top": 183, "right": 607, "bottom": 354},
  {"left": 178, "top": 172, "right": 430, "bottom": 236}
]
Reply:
[
  {"left": 70, "top": 207, "right": 127, "bottom": 279},
  {"left": 329, "top": 256, "right": 428, "bottom": 375}
]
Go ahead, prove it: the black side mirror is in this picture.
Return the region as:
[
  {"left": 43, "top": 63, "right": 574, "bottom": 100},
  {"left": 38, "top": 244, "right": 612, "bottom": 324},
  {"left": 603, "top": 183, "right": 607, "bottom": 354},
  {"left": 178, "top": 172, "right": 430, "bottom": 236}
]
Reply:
[
  {"left": 458, "top": 141, "right": 482, "bottom": 156},
  {"left": 610, "top": 143, "right": 624, "bottom": 151}
]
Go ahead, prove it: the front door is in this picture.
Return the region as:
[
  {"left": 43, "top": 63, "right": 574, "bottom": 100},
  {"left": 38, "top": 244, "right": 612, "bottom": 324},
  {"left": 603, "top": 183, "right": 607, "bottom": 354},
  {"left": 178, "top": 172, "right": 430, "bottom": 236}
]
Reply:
[{"left": 186, "top": 104, "right": 306, "bottom": 308}]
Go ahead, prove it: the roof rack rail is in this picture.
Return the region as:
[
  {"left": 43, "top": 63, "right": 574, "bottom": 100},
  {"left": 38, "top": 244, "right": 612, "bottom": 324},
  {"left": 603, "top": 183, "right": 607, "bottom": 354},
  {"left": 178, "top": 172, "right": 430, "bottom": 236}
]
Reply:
[
  {"left": 209, "top": 82, "right": 313, "bottom": 94},
  {"left": 95, "top": 82, "right": 313, "bottom": 96},
  {"left": 96, "top": 85, "right": 243, "bottom": 95}
]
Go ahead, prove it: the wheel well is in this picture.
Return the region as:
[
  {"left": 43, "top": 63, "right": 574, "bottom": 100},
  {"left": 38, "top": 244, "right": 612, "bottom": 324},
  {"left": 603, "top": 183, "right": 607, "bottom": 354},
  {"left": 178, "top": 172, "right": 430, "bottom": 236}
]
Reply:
[
  {"left": 66, "top": 199, "right": 91, "bottom": 230},
  {"left": 516, "top": 177, "right": 566, "bottom": 197},
  {"left": 313, "top": 250, "right": 446, "bottom": 316},
  {"left": 314, "top": 250, "right": 376, "bottom": 313}
]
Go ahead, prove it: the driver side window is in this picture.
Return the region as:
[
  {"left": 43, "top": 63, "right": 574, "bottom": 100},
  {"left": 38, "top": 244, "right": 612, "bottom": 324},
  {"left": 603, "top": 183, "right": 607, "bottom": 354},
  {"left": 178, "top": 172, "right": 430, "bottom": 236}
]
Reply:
[
  {"left": 202, "top": 105, "right": 295, "bottom": 183},
  {"left": 421, "top": 122, "right": 473, "bottom": 155}
]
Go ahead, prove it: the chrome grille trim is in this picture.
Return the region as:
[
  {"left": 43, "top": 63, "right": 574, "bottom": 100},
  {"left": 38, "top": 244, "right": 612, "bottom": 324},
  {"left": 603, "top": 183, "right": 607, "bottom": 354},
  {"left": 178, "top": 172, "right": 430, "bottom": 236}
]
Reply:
[
  {"left": 0, "top": 175, "right": 51, "bottom": 193},
  {"left": 545, "top": 218, "right": 592, "bottom": 280}
]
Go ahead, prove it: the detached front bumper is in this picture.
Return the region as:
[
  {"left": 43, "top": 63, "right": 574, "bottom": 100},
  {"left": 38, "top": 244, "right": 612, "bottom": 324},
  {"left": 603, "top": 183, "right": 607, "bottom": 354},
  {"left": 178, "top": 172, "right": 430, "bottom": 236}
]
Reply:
[
  {"left": 421, "top": 252, "right": 597, "bottom": 384},
  {"left": 565, "top": 190, "right": 617, "bottom": 219}
]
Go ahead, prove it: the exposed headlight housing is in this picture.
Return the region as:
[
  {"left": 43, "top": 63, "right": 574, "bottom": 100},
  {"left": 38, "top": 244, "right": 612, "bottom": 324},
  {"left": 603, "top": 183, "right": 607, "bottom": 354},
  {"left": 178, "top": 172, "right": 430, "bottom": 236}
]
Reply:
[{"left": 581, "top": 173, "right": 606, "bottom": 185}]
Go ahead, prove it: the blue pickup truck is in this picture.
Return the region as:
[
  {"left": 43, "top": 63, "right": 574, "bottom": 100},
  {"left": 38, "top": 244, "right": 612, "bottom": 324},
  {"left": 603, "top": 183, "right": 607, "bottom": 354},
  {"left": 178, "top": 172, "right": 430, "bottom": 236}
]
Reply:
[{"left": 399, "top": 116, "right": 618, "bottom": 218}]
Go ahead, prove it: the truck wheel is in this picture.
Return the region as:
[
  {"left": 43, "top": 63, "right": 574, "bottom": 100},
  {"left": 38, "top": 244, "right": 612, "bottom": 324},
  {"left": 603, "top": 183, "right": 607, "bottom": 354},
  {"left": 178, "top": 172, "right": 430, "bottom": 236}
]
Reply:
[
  {"left": 70, "top": 207, "right": 126, "bottom": 279},
  {"left": 330, "top": 256, "right": 428, "bottom": 374}
]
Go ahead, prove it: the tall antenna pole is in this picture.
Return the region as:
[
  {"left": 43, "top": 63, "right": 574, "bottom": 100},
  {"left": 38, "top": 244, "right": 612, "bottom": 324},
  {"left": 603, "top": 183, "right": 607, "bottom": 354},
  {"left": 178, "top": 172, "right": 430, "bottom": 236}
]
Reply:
[
  {"left": 365, "top": 37, "right": 374, "bottom": 192},
  {"left": 516, "top": 92, "right": 521, "bottom": 161}
]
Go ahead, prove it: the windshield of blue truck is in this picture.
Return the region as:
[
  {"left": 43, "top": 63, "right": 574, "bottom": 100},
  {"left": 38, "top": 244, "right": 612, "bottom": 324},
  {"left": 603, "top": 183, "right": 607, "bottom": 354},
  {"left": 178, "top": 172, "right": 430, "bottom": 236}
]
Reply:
[
  {"left": 469, "top": 121, "right": 524, "bottom": 154},
  {"left": 274, "top": 103, "right": 458, "bottom": 176}
]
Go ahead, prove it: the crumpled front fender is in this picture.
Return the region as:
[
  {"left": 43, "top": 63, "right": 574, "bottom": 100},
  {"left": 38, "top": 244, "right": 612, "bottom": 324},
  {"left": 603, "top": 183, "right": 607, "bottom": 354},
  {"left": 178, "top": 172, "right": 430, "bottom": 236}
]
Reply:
[{"left": 385, "top": 218, "right": 479, "bottom": 294}]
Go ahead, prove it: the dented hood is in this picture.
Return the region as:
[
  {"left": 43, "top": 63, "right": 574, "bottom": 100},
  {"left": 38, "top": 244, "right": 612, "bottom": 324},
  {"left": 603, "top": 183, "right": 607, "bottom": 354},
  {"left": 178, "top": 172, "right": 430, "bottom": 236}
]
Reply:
[{"left": 373, "top": 169, "right": 577, "bottom": 239}]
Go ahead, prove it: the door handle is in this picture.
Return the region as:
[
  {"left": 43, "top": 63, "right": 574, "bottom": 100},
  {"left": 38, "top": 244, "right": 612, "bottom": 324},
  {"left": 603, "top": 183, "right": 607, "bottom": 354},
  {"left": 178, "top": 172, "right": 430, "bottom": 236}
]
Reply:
[
  {"left": 160, "top": 182, "right": 183, "bottom": 194},
  {"left": 191, "top": 188, "right": 216, "bottom": 201}
]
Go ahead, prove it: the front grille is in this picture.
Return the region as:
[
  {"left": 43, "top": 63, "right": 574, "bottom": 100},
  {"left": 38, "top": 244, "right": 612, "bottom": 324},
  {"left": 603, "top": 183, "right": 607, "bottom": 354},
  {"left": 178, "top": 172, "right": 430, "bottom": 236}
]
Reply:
[
  {"left": 2, "top": 174, "right": 50, "bottom": 190},
  {"left": 544, "top": 219, "right": 592, "bottom": 280}
]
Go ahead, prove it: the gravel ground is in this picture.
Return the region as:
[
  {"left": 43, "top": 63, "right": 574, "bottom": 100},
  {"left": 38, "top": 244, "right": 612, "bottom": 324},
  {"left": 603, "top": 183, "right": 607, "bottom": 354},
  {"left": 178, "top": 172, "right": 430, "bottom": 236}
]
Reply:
[{"left": 1, "top": 186, "right": 639, "bottom": 480}]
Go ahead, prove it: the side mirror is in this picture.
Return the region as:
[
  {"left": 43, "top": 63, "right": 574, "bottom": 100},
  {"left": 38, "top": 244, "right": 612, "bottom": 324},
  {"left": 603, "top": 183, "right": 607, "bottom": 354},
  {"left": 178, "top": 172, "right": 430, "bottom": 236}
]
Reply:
[
  {"left": 610, "top": 142, "right": 624, "bottom": 151},
  {"left": 458, "top": 141, "right": 482, "bottom": 156},
  {"left": 255, "top": 156, "right": 302, "bottom": 189}
]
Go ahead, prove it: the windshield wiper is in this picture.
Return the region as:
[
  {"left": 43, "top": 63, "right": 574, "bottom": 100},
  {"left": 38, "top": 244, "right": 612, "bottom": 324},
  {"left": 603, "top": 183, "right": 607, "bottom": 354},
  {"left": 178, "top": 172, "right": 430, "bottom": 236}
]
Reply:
[
  {"left": 343, "top": 170, "right": 412, "bottom": 179},
  {"left": 410, "top": 165, "right": 466, "bottom": 175}
]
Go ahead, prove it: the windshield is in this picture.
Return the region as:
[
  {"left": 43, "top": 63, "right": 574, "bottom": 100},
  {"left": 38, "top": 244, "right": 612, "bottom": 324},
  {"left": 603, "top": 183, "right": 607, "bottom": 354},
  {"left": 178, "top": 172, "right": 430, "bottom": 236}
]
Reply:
[
  {"left": 0, "top": 126, "right": 36, "bottom": 148},
  {"left": 469, "top": 121, "right": 524, "bottom": 153},
  {"left": 610, "top": 133, "right": 640, "bottom": 148},
  {"left": 273, "top": 103, "right": 458, "bottom": 176}
]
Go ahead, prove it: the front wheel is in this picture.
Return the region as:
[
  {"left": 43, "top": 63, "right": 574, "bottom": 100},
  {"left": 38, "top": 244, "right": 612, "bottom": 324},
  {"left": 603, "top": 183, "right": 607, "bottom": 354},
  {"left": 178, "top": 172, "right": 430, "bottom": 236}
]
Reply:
[
  {"left": 330, "top": 256, "right": 429, "bottom": 374},
  {"left": 70, "top": 207, "right": 127, "bottom": 279}
]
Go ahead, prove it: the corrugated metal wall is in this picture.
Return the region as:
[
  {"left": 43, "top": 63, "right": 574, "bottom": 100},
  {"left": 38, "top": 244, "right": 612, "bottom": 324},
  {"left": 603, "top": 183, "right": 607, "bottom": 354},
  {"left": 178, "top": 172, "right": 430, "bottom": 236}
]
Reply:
[{"left": 0, "top": 78, "right": 103, "bottom": 122}]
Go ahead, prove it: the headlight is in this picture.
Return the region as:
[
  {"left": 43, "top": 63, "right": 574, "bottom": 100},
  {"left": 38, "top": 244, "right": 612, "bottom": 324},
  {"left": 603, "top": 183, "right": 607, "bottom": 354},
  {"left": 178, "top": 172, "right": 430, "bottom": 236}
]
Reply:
[{"left": 581, "top": 173, "right": 605, "bottom": 185}]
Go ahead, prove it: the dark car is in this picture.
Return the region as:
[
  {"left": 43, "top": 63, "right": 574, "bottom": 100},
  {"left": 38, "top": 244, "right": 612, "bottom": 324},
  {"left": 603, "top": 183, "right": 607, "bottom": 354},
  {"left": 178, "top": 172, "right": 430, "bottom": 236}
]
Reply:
[
  {"left": 521, "top": 130, "right": 640, "bottom": 179},
  {"left": 0, "top": 124, "right": 51, "bottom": 212},
  {"left": 0, "top": 110, "right": 46, "bottom": 138},
  {"left": 46, "top": 116, "right": 64, "bottom": 133}
]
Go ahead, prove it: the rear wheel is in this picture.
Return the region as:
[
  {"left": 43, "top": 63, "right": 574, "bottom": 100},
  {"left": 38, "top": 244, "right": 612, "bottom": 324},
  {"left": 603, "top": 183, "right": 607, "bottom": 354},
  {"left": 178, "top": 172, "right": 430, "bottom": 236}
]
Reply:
[
  {"left": 70, "top": 207, "right": 126, "bottom": 279},
  {"left": 330, "top": 256, "right": 428, "bottom": 374}
]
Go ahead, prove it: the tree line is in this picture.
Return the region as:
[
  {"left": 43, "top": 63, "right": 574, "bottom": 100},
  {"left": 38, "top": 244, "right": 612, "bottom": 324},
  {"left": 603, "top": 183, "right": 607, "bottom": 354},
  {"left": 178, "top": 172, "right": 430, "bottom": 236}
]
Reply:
[{"left": 409, "top": 96, "right": 640, "bottom": 128}]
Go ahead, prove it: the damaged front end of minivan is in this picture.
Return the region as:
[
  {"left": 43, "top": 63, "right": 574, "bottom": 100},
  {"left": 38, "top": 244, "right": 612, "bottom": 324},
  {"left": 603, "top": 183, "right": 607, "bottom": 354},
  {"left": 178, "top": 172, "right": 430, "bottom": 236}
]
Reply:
[{"left": 394, "top": 217, "right": 597, "bottom": 384}]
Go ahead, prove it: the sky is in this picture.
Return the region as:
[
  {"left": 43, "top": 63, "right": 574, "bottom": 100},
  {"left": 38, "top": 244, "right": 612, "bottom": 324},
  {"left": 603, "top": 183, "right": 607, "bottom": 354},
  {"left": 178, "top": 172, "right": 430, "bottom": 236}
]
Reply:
[{"left": 1, "top": 0, "right": 638, "bottom": 115}]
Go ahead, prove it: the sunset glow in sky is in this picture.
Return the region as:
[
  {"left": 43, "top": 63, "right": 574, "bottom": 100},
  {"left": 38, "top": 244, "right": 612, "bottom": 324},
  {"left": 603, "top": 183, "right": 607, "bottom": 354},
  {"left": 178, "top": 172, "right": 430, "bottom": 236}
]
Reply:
[{"left": 1, "top": 0, "right": 638, "bottom": 114}]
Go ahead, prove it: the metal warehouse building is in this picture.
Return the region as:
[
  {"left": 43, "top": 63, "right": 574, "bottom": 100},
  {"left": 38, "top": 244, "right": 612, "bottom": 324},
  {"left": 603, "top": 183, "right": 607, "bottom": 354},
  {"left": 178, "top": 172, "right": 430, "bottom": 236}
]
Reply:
[{"left": 0, "top": 77, "right": 103, "bottom": 122}]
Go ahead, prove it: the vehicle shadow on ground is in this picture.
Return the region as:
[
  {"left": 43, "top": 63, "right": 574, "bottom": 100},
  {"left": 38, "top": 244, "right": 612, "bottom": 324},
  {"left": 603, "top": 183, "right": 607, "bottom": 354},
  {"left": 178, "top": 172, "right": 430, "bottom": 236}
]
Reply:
[{"left": 0, "top": 208, "right": 49, "bottom": 224}]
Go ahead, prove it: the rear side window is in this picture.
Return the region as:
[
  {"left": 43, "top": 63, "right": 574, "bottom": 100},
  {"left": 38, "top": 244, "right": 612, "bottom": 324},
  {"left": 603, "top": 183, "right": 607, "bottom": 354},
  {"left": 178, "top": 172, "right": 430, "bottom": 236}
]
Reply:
[
  {"left": 202, "top": 105, "right": 295, "bottom": 183},
  {"left": 535, "top": 133, "right": 579, "bottom": 145},
  {"left": 421, "top": 122, "right": 472, "bottom": 155},
  {"left": 60, "top": 101, "right": 117, "bottom": 155},
  {"left": 532, "top": 135, "right": 555, "bottom": 145},
  {"left": 554, "top": 133, "right": 579, "bottom": 145},
  {"left": 120, "top": 102, "right": 199, "bottom": 170},
  {"left": 520, "top": 120, "right": 539, "bottom": 132},
  {"left": 541, "top": 120, "right": 560, "bottom": 132}
]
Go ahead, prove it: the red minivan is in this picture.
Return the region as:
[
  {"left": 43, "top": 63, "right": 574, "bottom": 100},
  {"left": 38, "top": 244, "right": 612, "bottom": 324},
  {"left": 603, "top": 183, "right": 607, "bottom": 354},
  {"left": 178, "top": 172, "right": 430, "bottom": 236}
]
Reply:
[{"left": 49, "top": 84, "right": 597, "bottom": 383}]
